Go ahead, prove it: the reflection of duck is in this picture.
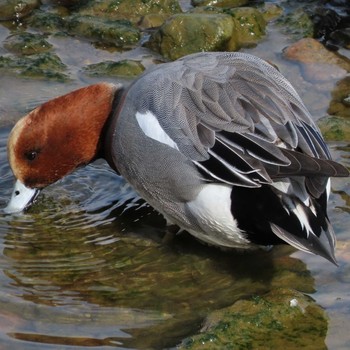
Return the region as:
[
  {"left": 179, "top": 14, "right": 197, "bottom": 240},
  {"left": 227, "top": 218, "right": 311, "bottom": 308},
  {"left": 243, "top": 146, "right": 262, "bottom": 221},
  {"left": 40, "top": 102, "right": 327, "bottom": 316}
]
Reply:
[{"left": 4, "top": 52, "right": 349, "bottom": 263}]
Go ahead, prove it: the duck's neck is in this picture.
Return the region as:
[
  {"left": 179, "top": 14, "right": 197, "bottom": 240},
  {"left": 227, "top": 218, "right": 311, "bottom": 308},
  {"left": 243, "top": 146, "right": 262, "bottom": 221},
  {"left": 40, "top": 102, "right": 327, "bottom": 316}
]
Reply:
[{"left": 99, "top": 85, "right": 126, "bottom": 173}]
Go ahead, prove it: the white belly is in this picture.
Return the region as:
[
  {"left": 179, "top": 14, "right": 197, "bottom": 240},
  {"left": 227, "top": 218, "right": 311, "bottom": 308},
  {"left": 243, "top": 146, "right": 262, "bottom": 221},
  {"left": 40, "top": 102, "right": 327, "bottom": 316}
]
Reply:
[{"left": 186, "top": 183, "right": 250, "bottom": 248}]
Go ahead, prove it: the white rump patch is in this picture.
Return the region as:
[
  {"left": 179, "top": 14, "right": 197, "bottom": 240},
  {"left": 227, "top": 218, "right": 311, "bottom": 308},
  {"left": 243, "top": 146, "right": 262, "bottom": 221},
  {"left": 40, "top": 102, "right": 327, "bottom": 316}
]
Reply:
[
  {"left": 136, "top": 110, "right": 178, "bottom": 150},
  {"left": 186, "top": 184, "right": 249, "bottom": 248}
]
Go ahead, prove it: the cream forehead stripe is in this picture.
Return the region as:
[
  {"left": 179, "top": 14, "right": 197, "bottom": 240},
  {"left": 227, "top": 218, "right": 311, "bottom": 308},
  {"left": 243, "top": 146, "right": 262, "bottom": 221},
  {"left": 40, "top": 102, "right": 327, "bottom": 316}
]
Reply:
[{"left": 7, "top": 113, "right": 33, "bottom": 168}]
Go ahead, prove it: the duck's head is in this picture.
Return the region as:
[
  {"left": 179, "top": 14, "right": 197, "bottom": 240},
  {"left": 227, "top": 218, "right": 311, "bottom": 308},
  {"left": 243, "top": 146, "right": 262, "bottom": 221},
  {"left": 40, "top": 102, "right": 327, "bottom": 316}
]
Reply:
[{"left": 4, "top": 83, "right": 121, "bottom": 214}]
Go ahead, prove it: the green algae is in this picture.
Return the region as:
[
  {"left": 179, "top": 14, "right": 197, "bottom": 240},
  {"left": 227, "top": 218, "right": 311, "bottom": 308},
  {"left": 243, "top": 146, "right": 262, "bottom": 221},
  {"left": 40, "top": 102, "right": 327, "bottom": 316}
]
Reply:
[
  {"left": 78, "top": 0, "right": 182, "bottom": 24},
  {"left": 84, "top": 59, "right": 145, "bottom": 78},
  {"left": 65, "top": 15, "right": 140, "bottom": 48},
  {"left": 0, "top": 52, "right": 68, "bottom": 81},
  {"left": 179, "top": 288, "right": 328, "bottom": 350},
  {"left": 4, "top": 32, "right": 52, "bottom": 55}
]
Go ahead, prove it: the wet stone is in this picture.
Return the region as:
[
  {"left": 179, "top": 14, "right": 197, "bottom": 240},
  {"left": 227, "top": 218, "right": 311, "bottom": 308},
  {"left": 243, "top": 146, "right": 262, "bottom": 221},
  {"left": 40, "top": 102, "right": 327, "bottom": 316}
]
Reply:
[
  {"left": 146, "top": 13, "right": 235, "bottom": 60},
  {"left": 317, "top": 116, "right": 350, "bottom": 141},
  {"left": 77, "top": 0, "right": 182, "bottom": 25},
  {"left": 276, "top": 8, "right": 314, "bottom": 40},
  {"left": 283, "top": 38, "right": 350, "bottom": 82},
  {"left": 191, "top": 0, "right": 249, "bottom": 8},
  {"left": 179, "top": 288, "right": 328, "bottom": 350},
  {"left": 65, "top": 15, "right": 140, "bottom": 48},
  {"left": 0, "top": 0, "right": 40, "bottom": 21},
  {"left": 0, "top": 52, "right": 68, "bottom": 81},
  {"left": 3, "top": 32, "right": 52, "bottom": 55},
  {"left": 25, "top": 9, "right": 65, "bottom": 33},
  {"left": 84, "top": 60, "right": 145, "bottom": 78},
  {"left": 328, "top": 77, "right": 350, "bottom": 119},
  {"left": 228, "top": 7, "right": 266, "bottom": 48}
]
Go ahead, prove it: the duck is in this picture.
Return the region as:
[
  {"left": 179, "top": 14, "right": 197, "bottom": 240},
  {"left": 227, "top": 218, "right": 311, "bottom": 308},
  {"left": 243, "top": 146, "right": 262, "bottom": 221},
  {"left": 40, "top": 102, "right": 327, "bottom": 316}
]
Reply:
[{"left": 4, "top": 52, "right": 349, "bottom": 264}]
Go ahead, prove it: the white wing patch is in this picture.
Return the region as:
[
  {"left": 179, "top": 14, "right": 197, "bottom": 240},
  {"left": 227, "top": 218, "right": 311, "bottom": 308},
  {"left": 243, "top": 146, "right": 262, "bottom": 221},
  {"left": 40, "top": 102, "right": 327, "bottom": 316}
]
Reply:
[
  {"left": 136, "top": 110, "right": 179, "bottom": 150},
  {"left": 186, "top": 183, "right": 250, "bottom": 248}
]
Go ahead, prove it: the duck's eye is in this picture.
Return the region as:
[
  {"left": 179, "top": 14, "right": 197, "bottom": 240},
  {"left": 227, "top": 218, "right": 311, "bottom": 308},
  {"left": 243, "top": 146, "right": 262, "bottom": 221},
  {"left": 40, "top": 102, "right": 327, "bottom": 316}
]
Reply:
[{"left": 25, "top": 151, "right": 38, "bottom": 161}]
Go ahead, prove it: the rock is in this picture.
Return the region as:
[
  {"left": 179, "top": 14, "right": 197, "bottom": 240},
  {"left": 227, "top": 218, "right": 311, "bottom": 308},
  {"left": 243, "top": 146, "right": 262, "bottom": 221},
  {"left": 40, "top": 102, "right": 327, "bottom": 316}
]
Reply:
[
  {"left": 78, "top": 0, "right": 182, "bottom": 25},
  {"left": 146, "top": 13, "right": 235, "bottom": 60},
  {"left": 261, "top": 2, "right": 284, "bottom": 22},
  {"left": 228, "top": 7, "right": 266, "bottom": 48},
  {"left": 25, "top": 9, "right": 65, "bottom": 33},
  {"left": 317, "top": 116, "right": 350, "bottom": 141},
  {"left": 4, "top": 32, "right": 52, "bottom": 55},
  {"left": 0, "top": 0, "right": 40, "bottom": 21},
  {"left": 276, "top": 8, "right": 314, "bottom": 40},
  {"left": 328, "top": 76, "right": 350, "bottom": 119},
  {"left": 179, "top": 288, "right": 328, "bottom": 349},
  {"left": 283, "top": 38, "right": 350, "bottom": 82},
  {"left": 191, "top": 0, "right": 248, "bottom": 7},
  {"left": 0, "top": 52, "right": 68, "bottom": 81},
  {"left": 138, "top": 13, "right": 169, "bottom": 29},
  {"left": 83, "top": 60, "right": 145, "bottom": 78},
  {"left": 65, "top": 15, "right": 140, "bottom": 48}
]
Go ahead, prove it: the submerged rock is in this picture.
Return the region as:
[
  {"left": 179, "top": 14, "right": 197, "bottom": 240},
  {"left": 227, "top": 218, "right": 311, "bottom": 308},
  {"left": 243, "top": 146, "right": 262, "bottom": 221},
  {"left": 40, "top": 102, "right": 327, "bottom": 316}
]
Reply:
[
  {"left": 318, "top": 115, "right": 350, "bottom": 141},
  {"left": 78, "top": 0, "right": 182, "bottom": 25},
  {"left": 65, "top": 15, "right": 140, "bottom": 48},
  {"left": 0, "top": 0, "right": 40, "bottom": 21},
  {"left": 276, "top": 8, "right": 314, "bottom": 40},
  {"left": 191, "top": 0, "right": 248, "bottom": 7},
  {"left": 4, "top": 32, "right": 52, "bottom": 55},
  {"left": 328, "top": 76, "right": 350, "bottom": 119},
  {"left": 25, "top": 9, "right": 65, "bottom": 33},
  {"left": 0, "top": 52, "right": 68, "bottom": 81},
  {"left": 84, "top": 59, "right": 145, "bottom": 78},
  {"left": 283, "top": 38, "right": 350, "bottom": 82},
  {"left": 179, "top": 288, "right": 328, "bottom": 349}
]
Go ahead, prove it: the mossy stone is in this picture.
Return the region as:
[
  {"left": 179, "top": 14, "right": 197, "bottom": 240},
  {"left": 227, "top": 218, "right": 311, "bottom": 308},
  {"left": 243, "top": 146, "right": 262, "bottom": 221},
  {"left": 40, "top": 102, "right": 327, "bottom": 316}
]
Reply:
[
  {"left": 4, "top": 32, "right": 52, "bottom": 55},
  {"left": 0, "top": 0, "right": 40, "bottom": 21},
  {"left": 146, "top": 13, "right": 235, "bottom": 60},
  {"left": 78, "top": 0, "right": 182, "bottom": 24},
  {"left": 328, "top": 76, "right": 350, "bottom": 119},
  {"left": 228, "top": 7, "right": 266, "bottom": 47},
  {"left": 25, "top": 9, "right": 65, "bottom": 33},
  {"left": 276, "top": 8, "right": 314, "bottom": 40},
  {"left": 65, "top": 15, "right": 140, "bottom": 48},
  {"left": 0, "top": 52, "right": 68, "bottom": 81},
  {"left": 191, "top": 0, "right": 248, "bottom": 8},
  {"left": 318, "top": 116, "right": 350, "bottom": 142},
  {"left": 179, "top": 288, "right": 328, "bottom": 350},
  {"left": 84, "top": 60, "right": 145, "bottom": 78}
]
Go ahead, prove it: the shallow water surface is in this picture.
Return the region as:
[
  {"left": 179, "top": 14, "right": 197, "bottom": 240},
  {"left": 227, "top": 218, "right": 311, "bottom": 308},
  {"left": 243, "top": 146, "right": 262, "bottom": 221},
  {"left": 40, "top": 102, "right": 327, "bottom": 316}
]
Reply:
[{"left": 0, "top": 3, "right": 350, "bottom": 349}]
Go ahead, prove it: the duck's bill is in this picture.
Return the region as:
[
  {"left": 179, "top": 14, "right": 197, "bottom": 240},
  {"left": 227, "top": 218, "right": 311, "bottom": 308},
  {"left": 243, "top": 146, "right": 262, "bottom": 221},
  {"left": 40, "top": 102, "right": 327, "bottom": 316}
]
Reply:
[{"left": 4, "top": 180, "right": 40, "bottom": 214}]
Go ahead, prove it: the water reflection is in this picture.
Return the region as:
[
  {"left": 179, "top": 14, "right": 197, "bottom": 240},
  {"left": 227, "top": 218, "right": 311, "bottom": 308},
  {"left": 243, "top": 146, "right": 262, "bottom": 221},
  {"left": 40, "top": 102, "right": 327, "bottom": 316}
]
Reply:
[{"left": 0, "top": 121, "right": 321, "bottom": 349}]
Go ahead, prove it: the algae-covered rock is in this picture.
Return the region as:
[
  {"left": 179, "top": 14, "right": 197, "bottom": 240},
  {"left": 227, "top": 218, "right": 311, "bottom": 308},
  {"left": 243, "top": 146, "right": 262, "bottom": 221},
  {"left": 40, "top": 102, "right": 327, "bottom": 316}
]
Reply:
[
  {"left": 65, "top": 15, "right": 140, "bottom": 48},
  {"left": 318, "top": 116, "right": 350, "bottom": 141},
  {"left": 25, "top": 9, "right": 65, "bottom": 33},
  {"left": 84, "top": 60, "right": 145, "bottom": 78},
  {"left": 228, "top": 7, "right": 266, "bottom": 48},
  {"left": 261, "top": 2, "right": 284, "bottom": 22},
  {"left": 179, "top": 288, "right": 328, "bottom": 350},
  {"left": 276, "top": 8, "right": 314, "bottom": 40},
  {"left": 147, "top": 13, "right": 235, "bottom": 60},
  {"left": 328, "top": 76, "right": 350, "bottom": 119},
  {"left": 0, "top": 0, "right": 40, "bottom": 21},
  {"left": 191, "top": 0, "right": 248, "bottom": 8},
  {"left": 78, "top": 0, "right": 182, "bottom": 25},
  {"left": 138, "top": 13, "right": 169, "bottom": 29},
  {"left": 4, "top": 32, "right": 52, "bottom": 55},
  {"left": 0, "top": 52, "right": 68, "bottom": 81}
]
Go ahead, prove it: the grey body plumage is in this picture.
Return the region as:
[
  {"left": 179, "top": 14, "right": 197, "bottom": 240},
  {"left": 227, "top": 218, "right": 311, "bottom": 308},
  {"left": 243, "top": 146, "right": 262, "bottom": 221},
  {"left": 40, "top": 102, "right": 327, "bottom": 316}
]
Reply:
[{"left": 106, "top": 52, "right": 349, "bottom": 264}]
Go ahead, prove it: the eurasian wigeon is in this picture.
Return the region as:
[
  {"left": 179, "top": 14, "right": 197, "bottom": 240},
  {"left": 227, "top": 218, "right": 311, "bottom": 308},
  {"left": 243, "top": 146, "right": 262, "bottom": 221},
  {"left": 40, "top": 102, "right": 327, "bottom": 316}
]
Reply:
[{"left": 4, "top": 52, "right": 349, "bottom": 264}]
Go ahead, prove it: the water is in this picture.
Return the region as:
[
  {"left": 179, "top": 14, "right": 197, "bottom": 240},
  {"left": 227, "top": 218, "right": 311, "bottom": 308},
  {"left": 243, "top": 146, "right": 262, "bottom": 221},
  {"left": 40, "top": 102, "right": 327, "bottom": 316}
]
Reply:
[{"left": 1, "top": 3, "right": 350, "bottom": 349}]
